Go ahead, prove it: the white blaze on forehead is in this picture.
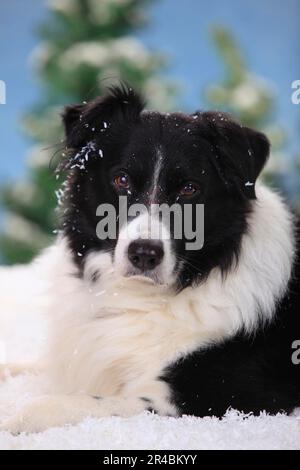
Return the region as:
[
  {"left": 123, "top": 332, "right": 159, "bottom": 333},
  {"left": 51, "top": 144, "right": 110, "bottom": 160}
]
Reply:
[
  {"left": 149, "top": 147, "right": 164, "bottom": 203},
  {"left": 120, "top": 211, "right": 171, "bottom": 241},
  {"left": 113, "top": 146, "right": 177, "bottom": 285}
]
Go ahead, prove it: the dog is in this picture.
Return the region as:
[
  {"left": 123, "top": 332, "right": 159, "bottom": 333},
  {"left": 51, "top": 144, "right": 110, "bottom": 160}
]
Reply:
[{"left": 0, "top": 84, "right": 299, "bottom": 434}]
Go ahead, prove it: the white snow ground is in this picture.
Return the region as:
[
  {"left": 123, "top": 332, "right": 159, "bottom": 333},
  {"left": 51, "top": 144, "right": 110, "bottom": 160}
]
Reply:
[{"left": 0, "top": 264, "right": 299, "bottom": 450}]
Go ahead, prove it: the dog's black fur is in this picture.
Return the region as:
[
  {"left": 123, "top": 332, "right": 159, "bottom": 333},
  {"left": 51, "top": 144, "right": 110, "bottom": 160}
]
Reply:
[
  {"left": 163, "top": 269, "right": 300, "bottom": 416},
  {"left": 60, "top": 85, "right": 300, "bottom": 417}
]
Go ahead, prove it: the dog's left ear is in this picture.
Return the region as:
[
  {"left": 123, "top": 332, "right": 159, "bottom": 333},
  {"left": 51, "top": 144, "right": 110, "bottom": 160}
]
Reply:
[
  {"left": 202, "top": 112, "right": 270, "bottom": 199},
  {"left": 242, "top": 125, "right": 270, "bottom": 183},
  {"left": 62, "top": 103, "right": 86, "bottom": 140},
  {"left": 62, "top": 84, "right": 145, "bottom": 148}
]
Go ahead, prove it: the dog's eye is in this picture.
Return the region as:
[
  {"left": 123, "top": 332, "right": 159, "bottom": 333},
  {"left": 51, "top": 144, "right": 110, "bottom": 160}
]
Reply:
[
  {"left": 179, "top": 182, "right": 200, "bottom": 197},
  {"left": 113, "top": 173, "right": 131, "bottom": 191}
]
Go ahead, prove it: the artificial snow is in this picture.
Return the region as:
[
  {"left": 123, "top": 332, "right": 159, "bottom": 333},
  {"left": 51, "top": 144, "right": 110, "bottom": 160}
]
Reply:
[{"left": 0, "top": 263, "right": 299, "bottom": 450}]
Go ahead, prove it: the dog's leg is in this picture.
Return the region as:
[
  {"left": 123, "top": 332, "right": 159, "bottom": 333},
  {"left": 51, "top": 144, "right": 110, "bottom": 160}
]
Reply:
[
  {"left": 0, "top": 362, "right": 44, "bottom": 381},
  {"left": 0, "top": 394, "right": 154, "bottom": 434}
]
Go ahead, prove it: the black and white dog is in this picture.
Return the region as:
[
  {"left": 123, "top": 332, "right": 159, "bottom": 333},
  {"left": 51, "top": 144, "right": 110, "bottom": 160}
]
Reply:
[{"left": 1, "top": 85, "right": 299, "bottom": 433}]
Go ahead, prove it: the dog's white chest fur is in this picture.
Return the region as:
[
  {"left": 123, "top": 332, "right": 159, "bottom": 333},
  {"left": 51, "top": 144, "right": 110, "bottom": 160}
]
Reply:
[{"left": 48, "top": 278, "right": 210, "bottom": 403}]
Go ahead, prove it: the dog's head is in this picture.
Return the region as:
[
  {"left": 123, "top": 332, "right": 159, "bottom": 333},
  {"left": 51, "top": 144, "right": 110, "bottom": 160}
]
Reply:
[{"left": 59, "top": 85, "right": 269, "bottom": 290}]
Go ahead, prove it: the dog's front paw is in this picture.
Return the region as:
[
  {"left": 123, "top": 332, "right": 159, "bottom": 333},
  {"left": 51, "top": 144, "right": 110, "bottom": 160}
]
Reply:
[
  {"left": 0, "top": 414, "right": 37, "bottom": 436},
  {"left": 0, "top": 414, "right": 46, "bottom": 436},
  {"left": 0, "top": 394, "right": 161, "bottom": 435},
  {"left": 0, "top": 396, "right": 76, "bottom": 435},
  {"left": 0, "top": 364, "right": 23, "bottom": 382},
  {"left": 0, "top": 362, "right": 40, "bottom": 382}
]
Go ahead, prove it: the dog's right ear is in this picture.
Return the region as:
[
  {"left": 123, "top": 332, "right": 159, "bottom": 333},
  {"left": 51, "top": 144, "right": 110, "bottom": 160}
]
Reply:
[
  {"left": 62, "top": 85, "right": 145, "bottom": 148},
  {"left": 62, "top": 103, "right": 86, "bottom": 140}
]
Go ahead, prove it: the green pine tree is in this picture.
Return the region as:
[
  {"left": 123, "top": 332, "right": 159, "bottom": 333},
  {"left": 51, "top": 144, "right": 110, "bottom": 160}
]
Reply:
[
  {"left": 205, "top": 26, "right": 289, "bottom": 193},
  {"left": 0, "top": 0, "right": 176, "bottom": 264}
]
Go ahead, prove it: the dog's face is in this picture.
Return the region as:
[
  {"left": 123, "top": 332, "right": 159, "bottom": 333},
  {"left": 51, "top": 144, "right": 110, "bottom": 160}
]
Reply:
[{"left": 60, "top": 86, "right": 269, "bottom": 290}]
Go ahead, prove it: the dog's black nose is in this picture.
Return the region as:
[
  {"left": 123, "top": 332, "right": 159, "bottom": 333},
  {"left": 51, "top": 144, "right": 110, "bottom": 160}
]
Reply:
[{"left": 128, "top": 240, "right": 164, "bottom": 271}]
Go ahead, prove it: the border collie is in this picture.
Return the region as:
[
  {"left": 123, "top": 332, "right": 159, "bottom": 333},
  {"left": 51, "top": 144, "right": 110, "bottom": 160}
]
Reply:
[{"left": 1, "top": 85, "right": 299, "bottom": 434}]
